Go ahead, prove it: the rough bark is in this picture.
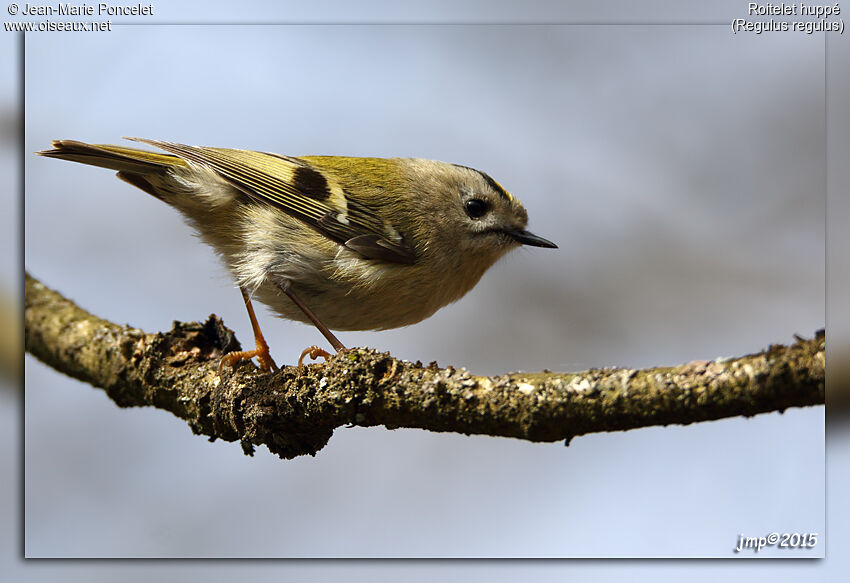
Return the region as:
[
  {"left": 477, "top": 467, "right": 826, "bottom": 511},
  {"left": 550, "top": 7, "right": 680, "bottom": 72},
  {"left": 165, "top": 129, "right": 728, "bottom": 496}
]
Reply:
[{"left": 25, "top": 272, "right": 825, "bottom": 459}]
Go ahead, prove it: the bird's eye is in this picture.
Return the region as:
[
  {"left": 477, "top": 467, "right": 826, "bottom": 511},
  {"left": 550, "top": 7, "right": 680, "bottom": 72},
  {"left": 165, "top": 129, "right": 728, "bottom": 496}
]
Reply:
[{"left": 464, "top": 198, "right": 489, "bottom": 219}]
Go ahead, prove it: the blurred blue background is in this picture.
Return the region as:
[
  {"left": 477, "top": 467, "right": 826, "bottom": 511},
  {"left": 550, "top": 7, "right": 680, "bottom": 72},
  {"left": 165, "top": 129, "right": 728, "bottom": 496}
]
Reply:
[{"left": 6, "top": 0, "right": 846, "bottom": 579}]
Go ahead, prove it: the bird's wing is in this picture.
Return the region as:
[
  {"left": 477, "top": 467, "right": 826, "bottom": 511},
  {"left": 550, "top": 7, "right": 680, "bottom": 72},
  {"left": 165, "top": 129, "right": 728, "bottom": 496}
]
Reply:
[{"left": 127, "top": 138, "right": 415, "bottom": 265}]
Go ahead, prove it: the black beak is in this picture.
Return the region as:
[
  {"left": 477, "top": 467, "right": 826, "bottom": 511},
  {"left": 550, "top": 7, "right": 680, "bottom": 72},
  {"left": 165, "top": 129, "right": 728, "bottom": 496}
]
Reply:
[{"left": 505, "top": 229, "right": 558, "bottom": 249}]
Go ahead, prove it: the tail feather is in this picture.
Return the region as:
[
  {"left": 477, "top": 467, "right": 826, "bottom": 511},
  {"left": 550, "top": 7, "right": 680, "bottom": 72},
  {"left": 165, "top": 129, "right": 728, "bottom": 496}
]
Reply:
[
  {"left": 115, "top": 171, "right": 164, "bottom": 200},
  {"left": 37, "top": 139, "right": 186, "bottom": 175}
]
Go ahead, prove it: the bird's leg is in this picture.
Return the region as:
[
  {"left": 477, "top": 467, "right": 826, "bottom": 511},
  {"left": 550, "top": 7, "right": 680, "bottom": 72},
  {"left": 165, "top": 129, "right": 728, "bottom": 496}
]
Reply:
[
  {"left": 219, "top": 287, "right": 279, "bottom": 373},
  {"left": 278, "top": 280, "right": 346, "bottom": 372},
  {"left": 278, "top": 280, "right": 346, "bottom": 351}
]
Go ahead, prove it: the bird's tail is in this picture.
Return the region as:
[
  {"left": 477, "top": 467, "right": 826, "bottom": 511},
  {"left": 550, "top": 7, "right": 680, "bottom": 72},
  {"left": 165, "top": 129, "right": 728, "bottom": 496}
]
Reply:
[
  {"left": 37, "top": 139, "right": 186, "bottom": 174},
  {"left": 37, "top": 139, "right": 189, "bottom": 198}
]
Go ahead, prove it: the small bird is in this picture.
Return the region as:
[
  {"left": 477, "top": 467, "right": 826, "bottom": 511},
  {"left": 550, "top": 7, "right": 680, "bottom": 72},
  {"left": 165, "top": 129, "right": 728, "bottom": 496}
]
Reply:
[{"left": 38, "top": 138, "right": 557, "bottom": 372}]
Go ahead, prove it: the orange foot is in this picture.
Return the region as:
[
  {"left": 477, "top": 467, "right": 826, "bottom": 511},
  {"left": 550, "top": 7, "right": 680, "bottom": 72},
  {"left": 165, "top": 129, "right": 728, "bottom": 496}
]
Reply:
[
  {"left": 219, "top": 344, "right": 279, "bottom": 374},
  {"left": 298, "top": 345, "right": 333, "bottom": 375},
  {"left": 219, "top": 287, "right": 280, "bottom": 374}
]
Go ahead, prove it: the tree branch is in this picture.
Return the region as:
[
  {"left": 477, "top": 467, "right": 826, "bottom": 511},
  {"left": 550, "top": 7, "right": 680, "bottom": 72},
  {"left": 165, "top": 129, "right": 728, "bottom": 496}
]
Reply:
[{"left": 24, "top": 272, "right": 825, "bottom": 459}]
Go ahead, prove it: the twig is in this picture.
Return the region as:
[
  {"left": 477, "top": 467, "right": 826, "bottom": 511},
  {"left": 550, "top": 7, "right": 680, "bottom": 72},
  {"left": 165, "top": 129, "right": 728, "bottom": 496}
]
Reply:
[{"left": 24, "top": 272, "right": 825, "bottom": 459}]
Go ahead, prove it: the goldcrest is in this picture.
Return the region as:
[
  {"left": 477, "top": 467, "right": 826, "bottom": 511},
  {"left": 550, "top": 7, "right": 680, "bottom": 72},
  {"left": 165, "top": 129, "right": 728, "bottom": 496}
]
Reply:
[{"left": 39, "top": 138, "right": 557, "bottom": 371}]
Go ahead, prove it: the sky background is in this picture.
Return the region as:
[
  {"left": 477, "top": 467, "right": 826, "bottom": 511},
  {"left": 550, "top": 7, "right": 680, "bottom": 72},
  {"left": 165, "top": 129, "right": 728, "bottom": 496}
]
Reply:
[{"left": 5, "top": 0, "right": 848, "bottom": 580}]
